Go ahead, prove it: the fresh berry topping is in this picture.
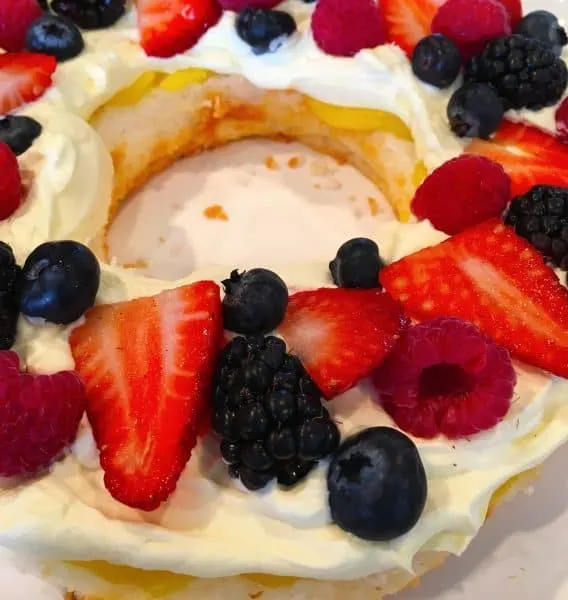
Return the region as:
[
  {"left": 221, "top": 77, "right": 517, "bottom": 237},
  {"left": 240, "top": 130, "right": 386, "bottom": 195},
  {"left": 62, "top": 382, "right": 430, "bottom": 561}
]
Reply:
[
  {"left": 51, "top": 0, "right": 126, "bottom": 30},
  {"left": 20, "top": 240, "right": 100, "bottom": 325},
  {"left": 0, "top": 242, "right": 22, "bottom": 350},
  {"left": 329, "top": 238, "right": 385, "bottom": 289},
  {"left": 411, "top": 34, "right": 461, "bottom": 88},
  {"left": 70, "top": 281, "right": 223, "bottom": 510},
  {"left": 0, "top": 351, "right": 85, "bottom": 477},
  {"left": 373, "top": 318, "right": 516, "bottom": 439},
  {"left": 212, "top": 335, "right": 339, "bottom": 491},
  {"left": 0, "top": 142, "right": 23, "bottom": 221},
  {"left": 222, "top": 268, "right": 288, "bottom": 335},
  {"left": 464, "top": 35, "right": 568, "bottom": 111},
  {"left": 0, "top": 0, "right": 44, "bottom": 52},
  {"left": 236, "top": 8, "right": 297, "bottom": 55},
  {"left": 381, "top": 219, "right": 568, "bottom": 377},
  {"left": 327, "top": 427, "right": 427, "bottom": 541},
  {"left": 514, "top": 10, "right": 568, "bottom": 56},
  {"left": 497, "top": 0, "right": 522, "bottom": 28},
  {"left": 278, "top": 288, "right": 408, "bottom": 398},
  {"left": 447, "top": 82, "right": 504, "bottom": 139},
  {"left": 504, "top": 185, "right": 568, "bottom": 270},
  {"left": 555, "top": 97, "right": 568, "bottom": 144},
  {"left": 0, "top": 52, "right": 57, "bottom": 113},
  {"left": 312, "top": 0, "right": 386, "bottom": 57},
  {"left": 0, "top": 115, "right": 42, "bottom": 156},
  {"left": 220, "top": 0, "right": 279, "bottom": 12},
  {"left": 431, "top": 0, "right": 511, "bottom": 61},
  {"left": 383, "top": 0, "right": 445, "bottom": 57},
  {"left": 138, "top": 0, "right": 222, "bottom": 59},
  {"left": 411, "top": 155, "right": 511, "bottom": 234},
  {"left": 26, "top": 13, "right": 84, "bottom": 62},
  {"left": 467, "top": 122, "right": 568, "bottom": 196}
]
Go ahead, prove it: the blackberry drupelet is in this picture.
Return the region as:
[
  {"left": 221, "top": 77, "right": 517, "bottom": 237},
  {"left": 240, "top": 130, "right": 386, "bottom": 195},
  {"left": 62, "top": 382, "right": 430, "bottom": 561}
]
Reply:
[
  {"left": 212, "top": 335, "right": 340, "bottom": 491},
  {"left": 464, "top": 35, "right": 568, "bottom": 111},
  {"left": 0, "top": 242, "right": 22, "bottom": 351},
  {"left": 51, "top": 0, "right": 126, "bottom": 30},
  {"left": 504, "top": 185, "right": 568, "bottom": 270}
]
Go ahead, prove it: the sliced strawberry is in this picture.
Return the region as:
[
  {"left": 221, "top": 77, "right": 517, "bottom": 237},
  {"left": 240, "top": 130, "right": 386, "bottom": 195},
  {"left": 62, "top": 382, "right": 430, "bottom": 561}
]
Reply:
[
  {"left": 70, "top": 281, "right": 223, "bottom": 511},
  {"left": 277, "top": 288, "right": 408, "bottom": 399},
  {"left": 138, "top": 0, "right": 222, "bottom": 59},
  {"left": 383, "top": 0, "right": 446, "bottom": 57},
  {"left": 0, "top": 52, "right": 57, "bottom": 113},
  {"left": 380, "top": 219, "right": 568, "bottom": 377},
  {"left": 467, "top": 121, "right": 568, "bottom": 198}
]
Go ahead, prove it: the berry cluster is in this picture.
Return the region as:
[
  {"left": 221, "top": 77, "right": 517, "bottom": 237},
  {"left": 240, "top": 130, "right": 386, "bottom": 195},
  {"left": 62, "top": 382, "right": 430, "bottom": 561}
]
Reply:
[{"left": 212, "top": 335, "right": 340, "bottom": 491}]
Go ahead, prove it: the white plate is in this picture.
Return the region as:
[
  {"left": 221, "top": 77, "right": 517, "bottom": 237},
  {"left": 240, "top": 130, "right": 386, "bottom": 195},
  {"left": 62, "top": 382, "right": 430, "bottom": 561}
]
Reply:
[{"left": 4, "top": 0, "right": 568, "bottom": 596}]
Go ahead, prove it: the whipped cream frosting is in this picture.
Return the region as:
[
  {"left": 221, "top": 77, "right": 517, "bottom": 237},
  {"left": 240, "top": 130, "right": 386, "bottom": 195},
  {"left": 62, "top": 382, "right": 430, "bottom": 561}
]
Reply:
[{"left": 0, "top": 0, "right": 567, "bottom": 586}]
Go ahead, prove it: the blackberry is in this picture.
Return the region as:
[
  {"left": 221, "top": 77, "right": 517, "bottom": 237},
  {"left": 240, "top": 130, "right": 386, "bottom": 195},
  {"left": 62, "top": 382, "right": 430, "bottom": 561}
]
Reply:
[
  {"left": 0, "top": 243, "right": 22, "bottom": 351},
  {"left": 51, "top": 0, "right": 126, "bottom": 30},
  {"left": 212, "top": 335, "right": 340, "bottom": 491},
  {"left": 464, "top": 35, "right": 568, "bottom": 111},
  {"left": 504, "top": 185, "right": 568, "bottom": 270}
]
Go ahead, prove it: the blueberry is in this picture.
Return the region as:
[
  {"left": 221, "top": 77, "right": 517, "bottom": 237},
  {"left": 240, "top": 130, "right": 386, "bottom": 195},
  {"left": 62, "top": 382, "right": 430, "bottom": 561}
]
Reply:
[
  {"left": 241, "top": 441, "right": 275, "bottom": 471},
  {"left": 0, "top": 116, "right": 42, "bottom": 156},
  {"left": 515, "top": 10, "right": 568, "bottom": 56},
  {"left": 277, "top": 459, "right": 315, "bottom": 487},
  {"left": 329, "top": 238, "right": 385, "bottom": 289},
  {"left": 26, "top": 13, "right": 84, "bottom": 62},
  {"left": 20, "top": 241, "right": 100, "bottom": 325},
  {"left": 239, "top": 466, "right": 273, "bottom": 491},
  {"left": 297, "top": 418, "right": 340, "bottom": 460},
  {"left": 411, "top": 35, "right": 462, "bottom": 88},
  {"left": 236, "top": 8, "right": 297, "bottom": 55},
  {"left": 267, "top": 427, "right": 296, "bottom": 460},
  {"left": 222, "top": 268, "right": 288, "bottom": 335},
  {"left": 236, "top": 402, "right": 269, "bottom": 440},
  {"left": 266, "top": 389, "right": 297, "bottom": 424},
  {"left": 447, "top": 83, "right": 504, "bottom": 139},
  {"left": 327, "top": 427, "right": 427, "bottom": 541},
  {"left": 52, "top": 0, "right": 126, "bottom": 30}
]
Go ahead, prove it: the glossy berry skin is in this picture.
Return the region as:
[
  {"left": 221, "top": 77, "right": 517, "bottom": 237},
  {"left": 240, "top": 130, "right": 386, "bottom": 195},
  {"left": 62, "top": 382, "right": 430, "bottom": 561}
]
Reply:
[
  {"left": 51, "top": 0, "right": 126, "bottom": 30},
  {"left": 329, "top": 238, "right": 385, "bottom": 289},
  {"left": 514, "top": 10, "right": 568, "bottom": 56},
  {"left": 447, "top": 83, "right": 504, "bottom": 139},
  {"left": 327, "top": 427, "right": 427, "bottom": 541},
  {"left": 26, "top": 13, "right": 84, "bottom": 62},
  {"left": 0, "top": 142, "right": 23, "bottom": 222},
  {"left": 20, "top": 240, "right": 100, "bottom": 325},
  {"left": 411, "top": 35, "right": 462, "bottom": 89},
  {"left": 0, "top": 116, "right": 42, "bottom": 156},
  {"left": 222, "top": 268, "right": 288, "bottom": 335},
  {"left": 236, "top": 8, "right": 297, "bottom": 55},
  {"left": 0, "top": 242, "right": 22, "bottom": 351}
]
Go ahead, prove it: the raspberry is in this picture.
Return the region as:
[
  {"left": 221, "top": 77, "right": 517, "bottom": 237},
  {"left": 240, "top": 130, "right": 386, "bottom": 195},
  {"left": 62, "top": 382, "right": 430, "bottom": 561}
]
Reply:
[
  {"left": 372, "top": 318, "right": 516, "bottom": 440},
  {"left": 311, "top": 0, "right": 386, "bottom": 57},
  {"left": 411, "top": 155, "right": 511, "bottom": 235},
  {"left": 431, "top": 0, "right": 511, "bottom": 60},
  {"left": 0, "top": 0, "right": 44, "bottom": 52},
  {"left": 0, "top": 351, "right": 85, "bottom": 477},
  {"left": 556, "top": 97, "right": 568, "bottom": 144},
  {"left": 0, "top": 142, "right": 22, "bottom": 221}
]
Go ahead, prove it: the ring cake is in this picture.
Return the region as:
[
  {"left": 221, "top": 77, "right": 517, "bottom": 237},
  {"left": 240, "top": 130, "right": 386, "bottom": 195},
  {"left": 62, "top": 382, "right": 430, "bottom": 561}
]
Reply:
[{"left": 0, "top": 0, "right": 567, "bottom": 599}]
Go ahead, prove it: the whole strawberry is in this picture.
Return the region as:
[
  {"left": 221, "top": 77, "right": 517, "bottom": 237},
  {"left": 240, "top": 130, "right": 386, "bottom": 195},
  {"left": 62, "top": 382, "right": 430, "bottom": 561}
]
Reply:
[{"left": 0, "top": 351, "right": 85, "bottom": 477}]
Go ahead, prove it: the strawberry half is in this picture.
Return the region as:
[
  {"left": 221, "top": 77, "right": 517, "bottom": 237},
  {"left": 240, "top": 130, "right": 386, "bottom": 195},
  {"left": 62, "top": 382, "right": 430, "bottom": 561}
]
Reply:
[
  {"left": 0, "top": 52, "right": 57, "bottom": 113},
  {"left": 467, "top": 121, "right": 568, "bottom": 198},
  {"left": 70, "top": 281, "right": 223, "bottom": 511},
  {"left": 138, "top": 0, "right": 222, "bottom": 59},
  {"left": 381, "top": 219, "right": 568, "bottom": 377},
  {"left": 383, "top": 0, "right": 446, "bottom": 57},
  {"left": 277, "top": 288, "right": 409, "bottom": 399}
]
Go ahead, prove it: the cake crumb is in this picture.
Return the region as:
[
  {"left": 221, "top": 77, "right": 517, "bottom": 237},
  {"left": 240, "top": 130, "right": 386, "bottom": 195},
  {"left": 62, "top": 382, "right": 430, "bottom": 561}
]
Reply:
[
  {"left": 287, "top": 155, "right": 304, "bottom": 169},
  {"left": 159, "top": 236, "right": 166, "bottom": 244},
  {"left": 264, "top": 155, "right": 280, "bottom": 170},
  {"left": 310, "top": 159, "right": 337, "bottom": 177},
  {"left": 203, "top": 204, "right": 229, "bottom": 221},
  {"left": 122, "top": 258, "right": 148, "bottom": 270},
  {"left": 367, "top": 196, "right": 380, "bottom": 216}
]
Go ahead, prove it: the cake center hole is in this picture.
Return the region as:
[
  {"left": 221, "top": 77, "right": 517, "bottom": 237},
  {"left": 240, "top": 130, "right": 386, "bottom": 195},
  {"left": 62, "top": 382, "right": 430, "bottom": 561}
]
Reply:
[{"left": 106, "top": 139, "right": 393, "bottom": 281}]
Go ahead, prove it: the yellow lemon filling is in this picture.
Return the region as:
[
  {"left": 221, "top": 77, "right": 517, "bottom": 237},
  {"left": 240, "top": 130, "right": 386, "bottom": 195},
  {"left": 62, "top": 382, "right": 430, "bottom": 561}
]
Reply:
[
  {"left": 105, "top": 72, "right": 162, "bottom": 108},
  {"left": 158, "top": 68, "right": 213, "bottom": 91}
]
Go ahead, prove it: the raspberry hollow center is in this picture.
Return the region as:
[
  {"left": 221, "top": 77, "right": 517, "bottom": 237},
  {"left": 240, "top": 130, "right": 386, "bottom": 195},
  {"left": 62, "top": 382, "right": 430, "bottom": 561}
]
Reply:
[{"left": 418, "top": 363, "right": 475, "bottom": 399}]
